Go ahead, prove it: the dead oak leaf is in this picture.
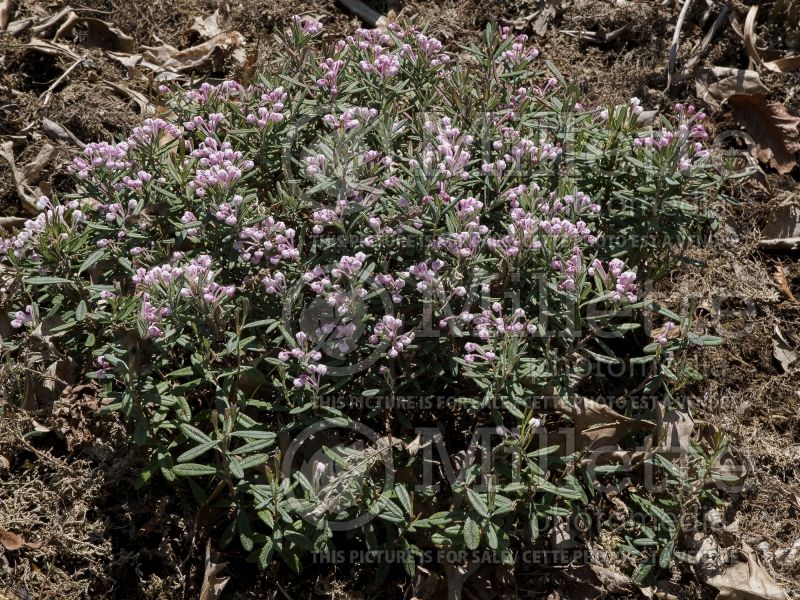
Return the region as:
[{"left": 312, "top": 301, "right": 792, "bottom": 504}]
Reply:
[
  {"left": 729, "top": 94, "right": 800, "bottom": 175},
  {"left": 0, "top": 529, "right": 42, "bottom": 551},
  {"left": 554, "top": 395, "right": 655, "bottom": 450},
  {"left": 199, "top": 541, "right": 229, "bottom": 600},
  {"left": 774, "top": 264, "right": 798, "bottom": 304},
  {"left": 706, "top": 543, "right": 787, "bottom": 600},
  {"left": 759, "top": 199, "right": 800, "bottom": 252},
  {"left": 696, "top": 67, "right": 769, "bottom": 108},
  {"left": 0, "top": 530, "right": 23, "bottom": 551}
]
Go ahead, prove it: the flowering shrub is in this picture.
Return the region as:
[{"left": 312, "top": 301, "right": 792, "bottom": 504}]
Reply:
[{"left": 2, "top": 18, "right": 726, "bottom": 583}]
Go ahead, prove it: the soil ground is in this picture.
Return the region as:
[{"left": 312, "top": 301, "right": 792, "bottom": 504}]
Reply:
[{"left": 1, "top": 0, "right": 800, "bottom": 598}]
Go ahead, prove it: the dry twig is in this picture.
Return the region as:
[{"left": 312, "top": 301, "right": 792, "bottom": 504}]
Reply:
[{"left": 667, "top": 0, "right": 695, "bottom": 90}]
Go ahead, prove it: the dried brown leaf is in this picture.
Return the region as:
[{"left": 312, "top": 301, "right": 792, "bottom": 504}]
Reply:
[
  {"left": 696, "top": 67, "right": 769, "bottom": 107},
  {"left": 106, "top": 51, "right": 143, "bottom": 69},
  {"left": 52, "top": 12, "right": 134, "bottom": 53},
  {"left": 24, "top": 37, "right": 82, "bottom": 61},
  {"left": 738, "top": 5, "right": 800, "bottom": 73},
  {"left": 21, "top": 143, "right": 56, "bottom": 185},
  {"left": 0, "top": 530, "right": 40, "bottom": 551},
  {"left": 742, "top": 6, "right": 761, "bottom": 68},
  {"left": 0, "top": 0, "right": 14, "bottom": 30},
  {"left": 41, "top": 117, "right": 86, "bottom": 148},
  {"left": 0, "top": 141, "right": 38, "bottom": 214},
  {"left": 764, "top": 55, "right": 800, "bottom": 73},
  {"left": 658, "top": 408, "right": 694, "bottom": 454},
  {"left": 532, "top": 3, "right": 558, "bottom": 37},
  {"left": 6, "top": 16, "right": 32, "bottom": 35},
  {"left": 554, "top": 395, "right": 655, "bottom": 449},
  {"left": 774, "top": 264, "right": 798, "bottom": 303},
  {"left": 0, "top": 530, "right": 24, "bottom": 551},
  {"left": 729, "top": 94, "right": 800, "bottom": 174},
  {"left": 759, "top": 198, "right": 800, "bottom": 251},
  {"left": 651, "top": 323, "right": 682, "bottom": 343},
  {"left": 22, "top": 358, "right": 76, "bottom": 411},
  {"left": 29, "top": 6, "right": 73, "bottom": 37},
  {"left": 191, "top": 10, "right": 223, "bottom": 39},
  {"left": 0, "top": 217, "right": 26, "bottom": 229},
  {"left": 772, "top": 326, "right": 797, "bottom": 373},
  {"left": 141, "top": 31, "right": 245, "bottom": 74},
  {"left": 102, "top": 80, "right": 153, "bottom": 115},
  {"left": 199, "top": 541, "right": 229, "bottom": 600},
  {"left": 105, "top": 51, "right": 185, "bottom": 82},
  {"left": 706, "top": 543, "right": 788, "bottom": 600}
]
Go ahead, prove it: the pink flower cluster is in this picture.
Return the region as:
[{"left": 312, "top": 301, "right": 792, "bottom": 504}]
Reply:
[
  {"left": 359, "top": 51, "right": 401, "bottom": 78},
  {"left": 176, "top": 210, "right": 198, "bottom": 236},
  {"left": 406, "top": 260, "right": 445, "bottom": 293},
  {"left": 303, "top": 253, "right": 369, "bottom": 317},
  {"left": 132, "top": 263, "right": 184, "bottom": 287},
  {"left": 487, "top": 208, "right": 543, "bottom": 258},
  {"left": 589, "top": 258, "right": 638, "bottom": 302},
  {"left": 368, "top": 315, "right": 415, "bottom": 358},
  {"left": 133, "top": 255, "right": 235, "bottom": 337},
  {"left": 131, "top": 264, "right": 179, "bottom": 337},
  {"left": 279, "top": 331, "right": 323, "bottom": 363},
  {"left": 71, "top": 141, "right": 131, "bottom": 179},
  {"left": 305, "top": 153, "right": 327, "bottom": 177},
  {"left": 322, "top": 106, "right": 378, "bottom": 130},
  {"left": 499, "top": 28, "right": 540, "bottom": 65},
  {"left": 262, "top": 271, "right": 287, "bottom": 295},
  {"left": 292, "top": 15, "right": 323, "bottom": 35},
  {"left": 434, "top": 226, "right": 487, "bottom": 259},
  {"left": 139, "top": 292, "right": 173, "bottom": 337},
  {"left": 483, "top": 127, "right": 562, "bottom": 175},
  {"left": 129, "top": 118, "right": 181, "bottom": 146},
  {"left": 311, "top": 207, "right": 338, "bottom": 233},
  {"left": 101, "top": 198, "right": 139, "bottom": 225},
  {"left": 397, "top": 29, "right": 451, "bottom": 66},
  {"left": 657, "top": 321, "right": 677, "bottom": 346},
  {"left": 293, "top": 362, "right": 327, "bottom": 391},
  {"left": 181, "top": 255, "right": 236, "bottom": 305},
  {"left": 92, "top": 356, "right": 113, "bottom": 379},
  {"left": 317, "top": 58, "right": 345, "bottom": 95},
  {"left": 420, "top": 117, "right": 474, "bottom": 180},
  {"left": 277, "top": 331, "right": 328, "bottom": 391},
  {"left": 184, "top": 80, "right": 244, "bottom": 105},
  {"left": 633, "top": 103, "right": 710, "bottom": 172},
  {"left": 10, "top": 305, "right": 33, "bottom": 328},
  {"left": 540, "top": 217, "right": 595, "bottom": 244},
  {"left": 184, "top": 113, "right": 226, "bottom": 134},
  {"left": 189, "top": 138, "right": 255, "bottom": 197},
  {"left": 1, "top": 197, "right": 84, "bottom": 260},
  {"left": 375, "top": 273, "right": 406, "bottom": 304},
  {"left": 234, "top": 217, "right": 299, "bottom": 265},
  {"left": 245, "top": 87, "right": 287, "bottom": 127},
  {"left": 552, "top": 247, "right": 585, "bottom": 291},
  {"left": 212, "top": 194, "right": 244, "bottom": 226},
  {"left": 537, "top": 192, "right": 601, "bottom": 217},
  {"left": 472, "top": 305, "right": 533, "bottom": 341}
]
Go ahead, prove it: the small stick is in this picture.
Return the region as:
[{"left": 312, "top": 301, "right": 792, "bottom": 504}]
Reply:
[
  {"left": 336, "top": 0, "right": 385, "bottom": 28},
  {"left": 685, "top": 4, "right": 731, "bottom": 71},
  {"left": 666, "top": 0, "right": 695, "bottom": 91},
  {"left": 0, "top": 216, "right": 27, "bottom": 228},
  {"left": 40, "top": 57, "right": 83, "bottom": 106}
]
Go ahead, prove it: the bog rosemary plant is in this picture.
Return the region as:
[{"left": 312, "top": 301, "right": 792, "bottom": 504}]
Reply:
[{"left": 1, "top": 17, "right": 728, "bottom": 584}]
